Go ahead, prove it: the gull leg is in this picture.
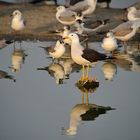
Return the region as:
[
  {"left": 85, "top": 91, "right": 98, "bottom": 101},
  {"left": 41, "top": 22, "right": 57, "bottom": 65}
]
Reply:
[
  {"left": 86, "top": 90, "right": 89, "bottom": 105},
  {"left": 13, "top": 41, "right": 15, "bottom": 48},
  {"left": 82, "top": 91, "right": 84, "bottom": 104},
  {"left": 81, "top": 65, "right": 85, "bottom": 81},
  {"left": 123, "top": 41, "right": 127, "bottom": 53},
  {"left": 85, "top": 65, "right": 90, "bottom": 81}
]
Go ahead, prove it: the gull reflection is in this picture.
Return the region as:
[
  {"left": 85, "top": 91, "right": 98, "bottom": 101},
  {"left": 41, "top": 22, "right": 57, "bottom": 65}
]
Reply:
[
  {"left": 37, "top": 58, "right": 81, "bottom": 84},
  {"left": 101, "top": 61, "right": 117, "bottom": 81},
  {"left": 58, "top": 58, "right": 81, "bottom": 79},
  {"left": 0, "top": 39, "right": 13, "bottom": 50},
  {"left": 37, "top": 63, "right": 65, "bottom": 85},
  {"left": 0, "top": 70, "right": 16, "bottom": 82},
  {"left": 63, "top": 80, "right": 114, "bottom": 136},
  {"left": 9, "top": 46, "right": 27, "bottom": 73},
  {"left": 112, "top": 43, "right": 140, "bottom": 73},
  {"left": 127, "top": 43, "right": 140, "bottom": 72}
]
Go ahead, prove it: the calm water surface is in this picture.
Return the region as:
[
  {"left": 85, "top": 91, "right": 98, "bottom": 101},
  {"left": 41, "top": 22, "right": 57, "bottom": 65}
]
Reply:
[
  {"left": 0, "top": 40, "right": 140, "bottom": 140},
  {"left": 57, "top": 0, "right": 140, "bottom": 8}
]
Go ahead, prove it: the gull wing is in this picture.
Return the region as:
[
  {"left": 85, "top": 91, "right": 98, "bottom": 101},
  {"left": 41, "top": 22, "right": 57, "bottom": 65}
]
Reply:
[
  {"left": 112, "top": 21, "right": 133, "bottom": 36},
  {"left": 82, "top": 48, "right": 106, "bottom": 62}
]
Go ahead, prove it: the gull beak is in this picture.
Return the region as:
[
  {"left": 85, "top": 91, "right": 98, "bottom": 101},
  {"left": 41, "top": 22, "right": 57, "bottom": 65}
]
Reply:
[
  {"left": 63, "top": 36, "right": 70, "bottom": 40},
  {"left": 10, "top": 14, "right": 13, "bottom": 17}
]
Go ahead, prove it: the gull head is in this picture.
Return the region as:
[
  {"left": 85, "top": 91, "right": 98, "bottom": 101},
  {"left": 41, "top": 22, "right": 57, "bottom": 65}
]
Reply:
[
  {"left": 63, "top": 33, "right": 79, "bottom": 42},
  {"left": 75, "top": 12, "right": 83, "bottom": 21},
  {"left": 127, "top": 6, "right": 137, "bottom": 12},
  {"left": 75, "top": 19, "right": 84, "bottom": 28},
  {"left": 11, "top": 10, "right": 22, "bottom": 17},
  {"left": 63, "top": 25, "right": 70, "bottom": 31},
  {"left": 106, "top": 32, "right": 114, "bottom": 38},
  {"left": 76, "top": 19, "right": 83, "bottom": 24},
  {"left": 56, "top": 6, "right": 65, "bottom": 12}
]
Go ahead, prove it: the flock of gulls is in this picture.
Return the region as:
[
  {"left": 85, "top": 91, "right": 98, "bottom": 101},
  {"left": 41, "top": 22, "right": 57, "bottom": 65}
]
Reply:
[{"left": 1, "top": 0, "right": 140, "bottom": 82}]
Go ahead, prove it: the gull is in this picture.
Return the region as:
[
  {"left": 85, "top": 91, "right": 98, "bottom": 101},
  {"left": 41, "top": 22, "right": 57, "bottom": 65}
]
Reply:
[
  {"left": 11, "top": 10, "right": 26, "bottom": 32},
  {"left": 48, "top": 25, "right": 72, "bottom": 45},
  {"left": 74, "top": 19, "right": 109, "bottom": 35},
  {"left": 56, "top": 6, "right": 83, "bottom": 25},
  {"left": 63, "top": 33, "right": 109, "bottom": 81},
  {"left": 111, "top": 19, "right": 140, "bottom": 48},
  {"left": 41, "top": 40, "right": 66, "bottom": 60},
  {"left": 49, "top": 25, "right": 71, "bottom": 38},
  {"left": 127, "top": 6, "right": 140, "bottom": 21},
  {"left": 68, "top": 0, "right": 97, "bottom": 16},
  {"left": 101, "top": 32, "right": 118, "bottom": 55}
]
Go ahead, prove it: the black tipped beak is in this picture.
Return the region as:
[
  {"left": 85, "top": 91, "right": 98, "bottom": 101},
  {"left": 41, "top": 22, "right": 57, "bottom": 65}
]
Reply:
[{"left": 10, "top": 14, "right": 13, "bottom": 17}]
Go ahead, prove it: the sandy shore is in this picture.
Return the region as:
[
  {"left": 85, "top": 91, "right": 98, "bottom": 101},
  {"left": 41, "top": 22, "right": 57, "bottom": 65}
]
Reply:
[{"left": 0, "top": 2, "right": 140, "bottom": 41}]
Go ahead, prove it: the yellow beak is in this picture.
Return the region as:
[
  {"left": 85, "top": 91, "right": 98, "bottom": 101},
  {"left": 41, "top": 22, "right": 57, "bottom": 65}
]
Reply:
[{"left": 63, "top": 36, "right": 70, "bottom": 40}]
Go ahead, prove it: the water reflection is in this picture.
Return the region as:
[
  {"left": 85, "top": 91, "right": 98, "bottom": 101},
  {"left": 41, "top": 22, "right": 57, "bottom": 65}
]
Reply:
[
  {"left": 0, "top": 40, "right": 140, "bottom": 139},
  {"left": 9, "top": 46, "right": 27, "bottom": 73},
  {"left": 101, "top": 61, "right": 117, "bottom": 81},
  {"left": 0, "top": 69, "right": 16, "bottom": 82},
  {"left": 37, "top": 40, "right": 140, "bottom": 85},
  {"left": 37, "top": 62, "right": 65, "bottom": 84},
  {"left": 112, "top": 43, "right": 140, "bottom": 72},
  {"left": 58, "top": 58, "right": 81, "bottom": 79},
  {"left": 37, "top": 58, "right": 81, "bottom": 84},
  {"left": 63, "top": 80, "right": 114, "bottom": 136}
]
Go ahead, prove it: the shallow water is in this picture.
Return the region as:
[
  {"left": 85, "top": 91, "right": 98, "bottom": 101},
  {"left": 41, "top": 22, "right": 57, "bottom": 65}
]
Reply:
[
  {"left": 110, "top": 0, "right": 140, "bottom": 8},
  {"left": 0, "top": 41, "right": 140, "bottom": 140},
  {"left": 57, "top": 0, "right": 140, "bottom": 8}
]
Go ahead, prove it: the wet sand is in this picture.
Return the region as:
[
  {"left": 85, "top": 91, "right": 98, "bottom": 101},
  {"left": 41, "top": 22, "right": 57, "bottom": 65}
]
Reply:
[{"left": 0, "top": 2, "right": 140, "bottom": 41}]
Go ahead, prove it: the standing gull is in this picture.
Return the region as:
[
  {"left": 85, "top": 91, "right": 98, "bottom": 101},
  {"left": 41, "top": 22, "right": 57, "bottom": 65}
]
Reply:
[
  {"left": 11, "top": 10, "right": 26, "bottom": 32},
  {"left": 49, "top": 25, "right": 71, "bottom": 38},
  {"left": 56, "top": 6, "right": 83, "bottom": 25},
  {"left": 68, "top": 0, "right": 97, "bottom": 16},
  {"left": 101, "top": 32, "right": 118, "bottom": 55},
  {"left": 63, "top": 33, "right": 108, "bottom": 81},
  {"left": 74, "top": 19, "right": 109, "bottom": 35},
  {"left": 127, "top": 6, "right": 140, "bottom": 21},
  {"left": 41, "top": 40, "right": 66, "bottom": 60},
  {"left": 111, "top": 19, "right": 140, "bottom": 47}
]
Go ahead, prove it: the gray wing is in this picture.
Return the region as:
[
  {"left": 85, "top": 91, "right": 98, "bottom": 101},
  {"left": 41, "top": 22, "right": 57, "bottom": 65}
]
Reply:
[
  {"left": 45, "top": 46, "right": 55, "bottom": 53},
  {"left": 23, "top": 20, "right": 26, "bottom": 26},
  {"left": 112, "top": 21, "right": 133, "bottom": 36},
  {"left": 59, "top": 11, "right": 76, "bottom": 21},
  {"left": 134, "top": 11, "right": 140, "bottom": 18},
  {"left": 21, "top": 17, "right": 26, "bottom": 26},
  {"left": 68, "top": 1, "right": 90, "bottom": 12},
  {"left": 84, "top": 20, "right": 103, "bottom": 29}
]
